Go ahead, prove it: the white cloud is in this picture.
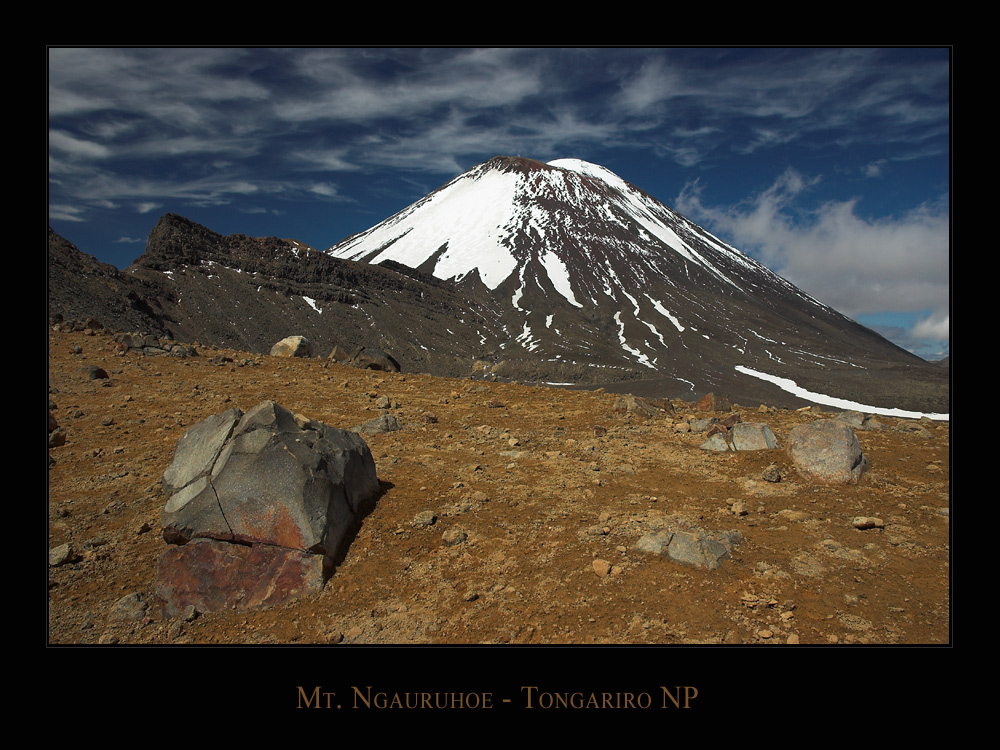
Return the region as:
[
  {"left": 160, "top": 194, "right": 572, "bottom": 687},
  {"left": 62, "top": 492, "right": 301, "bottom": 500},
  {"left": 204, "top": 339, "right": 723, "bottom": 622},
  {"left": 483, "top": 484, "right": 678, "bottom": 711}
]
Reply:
[
  {"left": 912, "top": 312, "right": 950, "bottom": 341},
  {"left": 49, "top": 130, "right": 111, "bottom": 160},
  {"left": 676, "top": 167, "right": 950, "bottom": 327},
  {"left": 48, "top": 204, "right": 87, "bottom": 222}
]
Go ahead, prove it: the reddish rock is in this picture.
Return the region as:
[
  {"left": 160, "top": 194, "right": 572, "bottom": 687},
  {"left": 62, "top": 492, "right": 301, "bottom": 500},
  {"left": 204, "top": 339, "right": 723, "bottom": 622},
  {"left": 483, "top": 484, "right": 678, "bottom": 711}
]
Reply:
[
  {"left": 695, "top": 393, "right": 731, "bottom": 411},
  {"left": 154, "top": 538, "right": 326, "bottom": 618}
]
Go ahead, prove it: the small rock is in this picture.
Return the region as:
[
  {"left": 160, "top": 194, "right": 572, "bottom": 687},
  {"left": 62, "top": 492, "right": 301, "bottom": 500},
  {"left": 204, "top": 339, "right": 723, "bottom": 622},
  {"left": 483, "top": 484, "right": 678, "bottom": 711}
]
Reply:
[
  {"left": 107, "top": 592, "right": 148, "bottom": 623},
  {"left": 49, "top": 543, "right": 74, "bottom": 567},
  {"left": 355, "top": 414, "right": 402, "bottom": 435},
  {"left": 699, "top": 433, "right": 731, "bottom": 452},
  {"left": 442, "top": 529, "right": 467, "bottom": 546},
  {"left": 852, "top": 516, "right": 885, "bottom": 530},
  {"left": 413, "top": 510, "right": 437, "bottom": 527},
  {"left": 635, "top": 529, "right": 673, "bottom": 556},
  {"left": 695, "top": 393, "right": 731, "bottom": 411},
  {"left": 81, "top": 365, "right": 109, "bottom": 380},
  {"left": 592, "top": 559, "right": 612, "bottom": 577},
  {"left": 762, "top": 464, "right": 782, "bottom": 483}
]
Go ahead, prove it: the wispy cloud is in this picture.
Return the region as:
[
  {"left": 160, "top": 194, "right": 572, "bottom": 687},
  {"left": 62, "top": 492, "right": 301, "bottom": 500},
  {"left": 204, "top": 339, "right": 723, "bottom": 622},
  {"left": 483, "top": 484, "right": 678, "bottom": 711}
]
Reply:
[
  {"left": 676, "top": 166, "right": 950, "bottom": 350},
  {"left": 49, "top": 47, "right": 949, "bottom": 213}
]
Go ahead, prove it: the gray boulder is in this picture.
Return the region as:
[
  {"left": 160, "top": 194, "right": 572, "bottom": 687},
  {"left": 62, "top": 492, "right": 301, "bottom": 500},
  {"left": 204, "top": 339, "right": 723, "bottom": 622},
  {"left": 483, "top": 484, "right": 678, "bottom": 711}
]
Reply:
[
  {"left": 700, "top": 422, "right": 776, "bottom": 452},
  {"left": 354, "top": 413, "right": 402, "bottom": 435},
  {"left": 156, "top": 400, "right": 380, "bottom": 614},
  {"left": 667, "top": 531, "right": 731, "bottom": 570},
  {"left": 699, "top": 433, "right": 731, "bottom": 452},
  {"left": 729, "top": 422, "right": 777, "bottom": 451},
  {"left": 636, "top": 525, "right": 741, "bottom": 570},
  {"left": 786, "top": 419, "right": 868, "bottom": 484}
]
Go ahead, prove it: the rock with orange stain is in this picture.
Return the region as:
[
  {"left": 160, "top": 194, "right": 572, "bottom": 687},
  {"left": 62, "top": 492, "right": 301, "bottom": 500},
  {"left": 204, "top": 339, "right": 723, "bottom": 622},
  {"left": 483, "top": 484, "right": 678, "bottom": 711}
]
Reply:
[
  {"left": 157, "top": 400, "right": 379, "bottom": 614},
  {"left": 154, "top": 538, "right": 326, "bottom": 618}
]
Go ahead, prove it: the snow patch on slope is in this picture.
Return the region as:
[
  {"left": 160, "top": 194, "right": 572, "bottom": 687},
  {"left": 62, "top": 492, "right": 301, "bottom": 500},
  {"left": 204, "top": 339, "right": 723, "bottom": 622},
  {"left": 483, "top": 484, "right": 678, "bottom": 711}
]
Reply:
[
  {"left": 540, "top": 249, "right": 583, "bottom": 308},
  {"left": 332, "top": 168, "right": 520, "bottom": 289},
  {"left": 735, "top": 366, "right": 949, "bottom": 421}
]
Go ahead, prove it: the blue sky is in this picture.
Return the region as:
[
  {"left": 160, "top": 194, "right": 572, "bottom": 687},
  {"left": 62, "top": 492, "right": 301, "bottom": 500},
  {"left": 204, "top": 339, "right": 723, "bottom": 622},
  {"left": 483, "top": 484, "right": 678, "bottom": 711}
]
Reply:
[{"left": 47, "top": 47, "right": 950, "bottom": 360}]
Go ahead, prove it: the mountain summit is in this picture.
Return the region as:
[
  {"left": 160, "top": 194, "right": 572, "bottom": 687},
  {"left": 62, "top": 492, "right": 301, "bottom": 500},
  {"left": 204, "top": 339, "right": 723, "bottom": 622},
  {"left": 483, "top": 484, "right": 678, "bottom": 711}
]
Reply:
[{"left": 328, "top": 156, "right": 943, "bottom": 411}]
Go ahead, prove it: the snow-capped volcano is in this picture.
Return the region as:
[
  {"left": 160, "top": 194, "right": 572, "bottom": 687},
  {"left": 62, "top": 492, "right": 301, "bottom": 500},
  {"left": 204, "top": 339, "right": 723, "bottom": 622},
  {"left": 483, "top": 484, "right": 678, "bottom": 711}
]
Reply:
[{"left": 327, "top": 154, "right": 934, "bottom": 409}]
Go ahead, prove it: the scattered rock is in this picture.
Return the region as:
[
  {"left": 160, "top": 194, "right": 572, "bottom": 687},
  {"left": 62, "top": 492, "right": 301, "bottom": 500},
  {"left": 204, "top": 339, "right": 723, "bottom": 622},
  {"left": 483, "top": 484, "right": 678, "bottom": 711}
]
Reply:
[
  {"left": 635, "top": 529, "right": 674, "bottom": 555},
  {"left": 327, "top": 344, "right": 353, "bottom": 363},
  {"left": 898, "top": 421, "right": 934, "bottom": 439},
  {"left": 852, "top": 516, "right": 885, "bottom": 530},
  {"left": 442, "top": 529, "right": 467, "bottom": 546},
  {"left": 592, "top": 558, "right": 612, "bottom": 577},
  {"left": 695, "top": 392, "right": 730, "bottom": 411},
  {"left": 81, "top": 365, "right": 109, "bottom": 380},
  {"left": 354, "top": 414, "right": 402, "bottom": 435},
  {"left": 699, "top": 433, "right": 731, "bottom": 452},
  {"left": 349, "top": 347, "right": 401, "bottom": 372},
  {"left": 636, "top": 524, "right": 741, "bottom": 570},
  {"left": 689, "top": 417, "right": 717, "bottom": 433},
  {"left": 413, "top": 510, "right": 437, "bottom": 527},
  {"left": 666, "top": 531, "right": 731, "bottom": 570},
  {"left": 729, "top": 422, "right": 777, "bottom": 451},
  {"left": 114, "top": 333, "right": 197, "bottom": 357},
  {"left": 761, "top": 464, "right": 782, "bottom": 483},
  {"left": 269, "top": 335, "right": 313, "bottom": 358},
  {"left": 107, "top": 592, "right": 148, "bottom": 623},
  {"left": 612, "top": 394, "right": 658, "bottom": 419},
  {"left": 155, "top": 538, "right": 326, "bottom": 618},
  {"left": 832, "top": 410, "right": 867, "bottom": 428},
  {"left": 49, "top": 542, "right": 74, "bottom": 567}
]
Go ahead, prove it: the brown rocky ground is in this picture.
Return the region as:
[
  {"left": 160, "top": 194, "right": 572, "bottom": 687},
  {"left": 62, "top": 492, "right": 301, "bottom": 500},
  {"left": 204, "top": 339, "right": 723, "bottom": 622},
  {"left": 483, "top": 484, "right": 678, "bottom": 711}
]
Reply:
[{"left": 48, "top": 328, "right": 950, "bottom": 653}]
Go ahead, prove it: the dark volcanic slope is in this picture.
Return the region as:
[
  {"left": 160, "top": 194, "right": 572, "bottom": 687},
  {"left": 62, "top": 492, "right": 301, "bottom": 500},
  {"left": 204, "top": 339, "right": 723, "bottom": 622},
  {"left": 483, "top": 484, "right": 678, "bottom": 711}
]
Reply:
[{"left": 47, "top": 227, "right": 168, "bottom": 334}]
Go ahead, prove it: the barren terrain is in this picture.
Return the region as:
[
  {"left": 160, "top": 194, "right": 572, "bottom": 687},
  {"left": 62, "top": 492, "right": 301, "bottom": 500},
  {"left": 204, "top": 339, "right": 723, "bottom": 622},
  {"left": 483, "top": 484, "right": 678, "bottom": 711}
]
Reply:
[{"left": 47, "top": 328, "right": 950, "bottom": 650}]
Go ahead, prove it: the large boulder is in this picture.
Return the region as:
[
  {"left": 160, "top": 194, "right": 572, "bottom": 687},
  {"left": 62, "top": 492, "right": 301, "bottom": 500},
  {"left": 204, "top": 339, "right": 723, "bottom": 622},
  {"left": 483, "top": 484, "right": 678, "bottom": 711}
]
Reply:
[
  {"left": 786, "top": 419, "right": 868, "bottom": 484},
  {"left": 155, "top": 400, "right": 380, "bottom": 615},
  {"left": 270, "top": 335, "right": 313, "bottom": 358}
]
